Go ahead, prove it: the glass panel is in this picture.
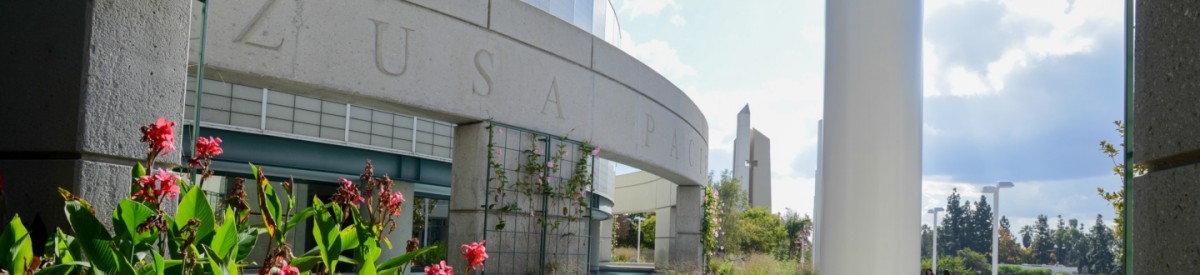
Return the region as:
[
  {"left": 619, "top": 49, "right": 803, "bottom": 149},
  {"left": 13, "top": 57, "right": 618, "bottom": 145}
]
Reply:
[
  {"left": 294, "top": 123, "right": 319, "bottom": 138},
  {"left": 349, "top": 132, "right": 370, "bottom": 144},
  {"left": 231, "top": 84, "right": 260, "bottom": 100},
  {"left": 267, "top": 90, "right": 294, "bottom": 106},
  {"left": 323, "top": 101, "right": 347, "bottom": 116},
  {"left": 231, "top": 98, "right": 262, "bottom": 115},
  {"left": 321, "top": 114, "right": 346, "bottom": 129},
  {"left": 266, "top": 118, "right": 293, "bottom": 132},
  {"left": 295, "top": 96, "right": 321, "bottom": 112},
  {"left": 230, "top": 113, "right": 259, "bottom": 128},
  {"left": 266, "top": 104, "right": 293, "bottom": 120},
  {"left": 320, "top": 126, "right": 344, "bottom": 140},
  {"left": 294, "top": 109, "right": 320, "bottom": 125}
]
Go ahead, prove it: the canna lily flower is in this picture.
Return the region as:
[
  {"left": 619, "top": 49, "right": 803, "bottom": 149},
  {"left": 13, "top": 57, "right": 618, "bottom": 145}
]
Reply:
[
  {"left": 460, "top": 240, "right": 488, "bottom": 271},
  {"left": 424, "top": 260, "right": 453, "bottom": 275}
]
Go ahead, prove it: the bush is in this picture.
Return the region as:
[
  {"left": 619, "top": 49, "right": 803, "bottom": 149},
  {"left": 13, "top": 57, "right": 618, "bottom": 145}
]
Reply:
[
  {"left": 998, "top": 265, "right": 1052, "bottom": 275},
  {"left": 922, "top": 256, "right": 972, "bottom": 275}
]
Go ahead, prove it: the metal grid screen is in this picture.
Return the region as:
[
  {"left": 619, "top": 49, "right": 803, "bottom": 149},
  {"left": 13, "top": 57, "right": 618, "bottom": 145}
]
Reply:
[{"left": 482, "top": 124, "right": 595, "bottom": 274}]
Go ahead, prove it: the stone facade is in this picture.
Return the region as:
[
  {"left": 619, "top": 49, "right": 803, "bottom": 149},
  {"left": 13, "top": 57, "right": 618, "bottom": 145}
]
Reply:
[{"left": 1133, "top": 1, "right": 1200, "bottom": 273}]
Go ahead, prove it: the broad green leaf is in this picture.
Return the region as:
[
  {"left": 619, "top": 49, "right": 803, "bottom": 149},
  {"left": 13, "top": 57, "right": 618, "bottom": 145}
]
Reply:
[
  {"left": 113, "top": 199, "right": 156, "bottom": 246},
  {"left": 175, "top": 184, "right": 216, "bottom": 241},
  {"left": 355, "top": 243, "right": 381, "bottom": 275},
  {"left": 376, "top": 245, "right": 436, "bottom": 271},
  {"left": 289, "top": 256, "right": 321, "bottom": 272},
  {"left": 201, "top": 245, "right": 227, "bottom": 275},
  {"left": 64, "top": 201, "right": 123, "bottom": 275},
  {"left": 311, "top": 200, "right": 341, "bottom": 272},
  {"left": 285, "top": 207, "right": 316, "bottom": 234},
  {"left": 33, "top": 261, "right": 88, "bottom": 275},
  {"left": 234, "top": 226, "right": 263, "bottom": 261},
  {"left": 0, "top": 215, "right": 33, "bottom": 275},
  {"left": 212, "top": 208, "right": 238, "bottom": 262},
  {"left": 338, "top": 227, "right": 359, "bottom": 251},
  {"left": 131, "top": 163, "right": 146, "bottom": 197},
  {"left": 251, "top": 164, "right": 281, "bottom": 238}
]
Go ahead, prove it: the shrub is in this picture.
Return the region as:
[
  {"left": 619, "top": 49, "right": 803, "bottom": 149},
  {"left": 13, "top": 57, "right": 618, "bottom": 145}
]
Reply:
[{"left": 998, "top": 265, "right": 1052, "bottom": 275}]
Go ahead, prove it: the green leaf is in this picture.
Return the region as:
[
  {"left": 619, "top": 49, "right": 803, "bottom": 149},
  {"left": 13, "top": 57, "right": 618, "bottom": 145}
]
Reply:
[
  {"left": 285, "top": 207, "right": 317, "bottom": 234},
  {"left": 355, "top": 243, "right": 381, "bottom": 275},
  {"left": 0, "top": 215, "right": 20, "bottom": 273},
  {"left": 338, "top": 227, "right": 359, "bottom": 251},
  {"left": 311, "top": 200, "right": 342, "bottom": 272},
  {"left": 33, "top": 261, "right": 88, "bottom": 275},
  {"left": 64, "top": 201, "right": 125, "bottom": 275},
  {"left": 251, "top": 164, "right": 282, "bottom": 239},
  {"left": 212, "top": 208, "right": 239, "bottom": 263},
  {"left": 201, "top": 245, "right": 227, "bottom": 275},
  {"left": 131, "top": 163, "right": 147, "bottom": 196},
  {"left": 175, "top": 183, "right": 216, "bottom": 241},
  {"left": 289, "top": 256, "right": 320, "bottom": 272},
  {"left": 234, "top": 226, "right": 262, "bottom": 261},
  {"left": 376, "top": 245, "right": 436, "bottom": 272},
  {"left": 113, "top": 199, "right": 157, "bottom": 246}
]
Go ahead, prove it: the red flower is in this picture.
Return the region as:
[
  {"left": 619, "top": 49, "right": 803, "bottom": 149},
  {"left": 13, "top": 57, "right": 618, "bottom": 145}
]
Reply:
[
  {"left": 140, "top": 117, "right": 176, "bottom": 156},
  {"left": 591, "top": 145, "right": 601, "bottom": 157},
  {"left": 275, "top": 260, "right": 299, "bottom": 275},
  {"left": 134, "top": 168, "right": 181, "bottom": 203},
  {"left": 424, "top": 260, "right": 453, "bottom": 275},
  {"left": 333, "top": 178, "right": 364, "bottom": 207},
  {"left": 460, "top": 240, "right": 488, "bottom": 271},
  {"left": 386, "top": 191, "right": 404, "bottom": 216},
  {"left": 189, "top": 136, "right": 224, "bottom": 169},
  {"left": 195, "top": 136, "right": 223, "bottom": 158}
]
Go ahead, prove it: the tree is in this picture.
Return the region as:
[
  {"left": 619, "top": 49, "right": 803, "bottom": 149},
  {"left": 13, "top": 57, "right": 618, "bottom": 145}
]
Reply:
[
  {"left": 940, "top": 188, "right": 970, "bottom": 256},
  {"left": 998, "top": 216, "right": 1022, "bottom": 264},
  {"left": 781, "top": 209, "right": 812, "bottom": 263},
  {"left": 922, "top": 224, "right": 933, "bottom": 259},
  {"left": 713, "top": 170, "right": 747, "bottom": 255},
  {"left": 1031, "top": 215, "right": 1054, "bottom": 264},
  {"left": 1019, "top": 225, "right": 1033, "bottom": 249},
  {"left": 1097, "top": 120, "right": 1146, "bottom": 260},
  {"left": 736, "top": 207, "right": 786, "bottom": 254},
  {"left": 968, "top": 195, "right": 993, "bottom": 256},
  {"left": 640, "top": 212, "right": 657, "bottom": 249},
  {"left": 1087, "top": 215, "right": 1118, "bottom": 274},
  {"left": 957, "top": 248, "right": 992, "bottom": 275}
]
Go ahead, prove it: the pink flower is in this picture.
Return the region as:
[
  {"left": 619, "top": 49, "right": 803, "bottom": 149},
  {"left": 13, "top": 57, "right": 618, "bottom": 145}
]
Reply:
[
  {"left": 591, "top": 145, "right": 601, "bottom": 157},
  {"left": 546, "top": 161, "right": 555, "bottom": 169},
  {"left": 134, "top": 168, "right": 181, "bottom": 203},
  {"left": 334, "top": 178, "right": 364, "bottom": 207},
  {"left": 496, "top": 128, "right": 504, "bottom": 136},
  {"left": 460, "top": 240, "right": 488, "bottom": 271},
  {"left": 386, "top": 191, "right": 404, "bottom": 215},
  {"left": 276, "top": 260, "right": 299, "bottom": 275},
  {"left": 533, "top": 149, "right": 543, "bottom": 156},
  {"left": 140, "top": 117, "right": 176, "bottom": 156},
  {"left": 424, "top": 260, "right": 453, "bottom": 275},
  {"left": 195, "top": 136, "right": 224, "bottom": 158}
]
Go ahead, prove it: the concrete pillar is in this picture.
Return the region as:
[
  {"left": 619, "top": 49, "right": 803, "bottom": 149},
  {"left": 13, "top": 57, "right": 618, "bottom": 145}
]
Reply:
[
  {"left": 653, "top": 206, "right": 672, "bottom": 268},
  {"left": 599, "top": 219, "right": 614, "bottom": 262},
  {"left": 1132, "top": 1, "right": 1200, "bottom": 272},
  {"left": 0, "top": 0, "right": 190, "bottom": 236},
  {"left": 820, "top": 0, "right": 922, "bottom": 273},
  {"left": 588, "top": 219, "right": 601, "bottom": 273},
  {"left": 447, "top": 122, "right": 491, "bottom": 270},
  {"left": 666, "top": 185, "right": 703, "bottom": 272}
]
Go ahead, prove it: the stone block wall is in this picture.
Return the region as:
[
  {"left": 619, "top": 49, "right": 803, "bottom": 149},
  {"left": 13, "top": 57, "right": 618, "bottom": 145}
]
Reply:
[{"left": 1133, "top": 1, "right": 1200, "bottom": 273}]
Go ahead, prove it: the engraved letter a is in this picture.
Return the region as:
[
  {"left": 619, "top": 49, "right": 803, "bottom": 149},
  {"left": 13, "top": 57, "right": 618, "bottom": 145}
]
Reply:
[{"left": 370, "top": 19, "right": 413, "bottom": 77}]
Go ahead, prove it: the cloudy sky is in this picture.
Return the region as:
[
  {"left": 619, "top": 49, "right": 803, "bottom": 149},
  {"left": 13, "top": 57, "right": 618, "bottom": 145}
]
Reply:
[{"left": 609, "top": 0, "right": 1127, "bottom": 232}]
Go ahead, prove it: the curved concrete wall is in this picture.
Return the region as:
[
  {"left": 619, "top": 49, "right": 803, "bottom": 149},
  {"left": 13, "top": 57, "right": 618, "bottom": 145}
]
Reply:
[{"left": 190, "top": 0, "right": 708, "bottom": 186}]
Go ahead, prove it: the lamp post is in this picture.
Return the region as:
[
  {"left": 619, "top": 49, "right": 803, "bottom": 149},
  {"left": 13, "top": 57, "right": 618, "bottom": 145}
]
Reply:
[
  {"left": 982, "top": 181, "right": 1014, "bottom": 275},
  {"left": 632, "top": 215, "right": 645, "bottom": 263},
  {"left": 928, "top": 207, "right": 944, "bottom": 273}
]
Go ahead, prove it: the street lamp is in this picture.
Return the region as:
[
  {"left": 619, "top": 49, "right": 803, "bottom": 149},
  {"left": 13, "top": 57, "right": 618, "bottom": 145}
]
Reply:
[
  {"left": 982, "top": 181, "right": 1014, "bottom": 275},
  {"left": 632, "top": 215, "right": 645, "bottom": 263},
  {"left": 928, "top": 207, "right": 944, "bottom": 273}
]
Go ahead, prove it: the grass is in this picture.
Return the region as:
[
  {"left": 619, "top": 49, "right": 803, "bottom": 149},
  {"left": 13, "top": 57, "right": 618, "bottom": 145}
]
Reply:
[
  {"left": 612, "top": 247, "right": 654, "bottom": 263},
  {"left": 709, "top": 253, "right": 807, "bottom": 275}
]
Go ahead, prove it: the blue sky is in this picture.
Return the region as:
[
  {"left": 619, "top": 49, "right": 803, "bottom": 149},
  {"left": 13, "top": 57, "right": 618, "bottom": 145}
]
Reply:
[{"left": 610, "top": 0, "right": 1126, "bottom": 232}]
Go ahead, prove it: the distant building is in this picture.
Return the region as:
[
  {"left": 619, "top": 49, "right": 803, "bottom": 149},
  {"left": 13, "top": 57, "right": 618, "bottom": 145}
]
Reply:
[{"left": 733, "top": 105, "right": 772, "bottom": 211}]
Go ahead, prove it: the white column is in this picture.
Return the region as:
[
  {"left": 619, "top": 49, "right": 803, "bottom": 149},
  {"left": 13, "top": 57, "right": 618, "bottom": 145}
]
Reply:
[
  {"left": 820, "top": 0, "right": 923, "bottom": 273},
  {"left": 933, "top": 213, "right": 939, "bottom": 273}
]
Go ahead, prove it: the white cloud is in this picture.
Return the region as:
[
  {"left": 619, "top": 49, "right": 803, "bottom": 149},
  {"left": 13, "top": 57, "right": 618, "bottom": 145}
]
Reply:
[
  {"left": 617, "top": 0, "right": 678, "bottom": 19},
  {"left": 669, "top": 14, "right": 687, "bottom": 26},
  {"left": 923, "top": 0, "right": 1120, "bottom": 98},
  {"left": 618, "top": 31, "right": 698, "bottom": 79}
]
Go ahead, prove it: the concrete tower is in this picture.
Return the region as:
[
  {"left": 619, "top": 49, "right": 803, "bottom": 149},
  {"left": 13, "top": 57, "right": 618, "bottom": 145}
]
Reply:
[
  {"left": 733, "top": 105, "right": 752, "bottom": 192},
  {"left": 819, "top": 0, "right": 923, "bottom": 273},
  {"left": 733, "top": 105, "right": 772, "bottom": 211}
]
